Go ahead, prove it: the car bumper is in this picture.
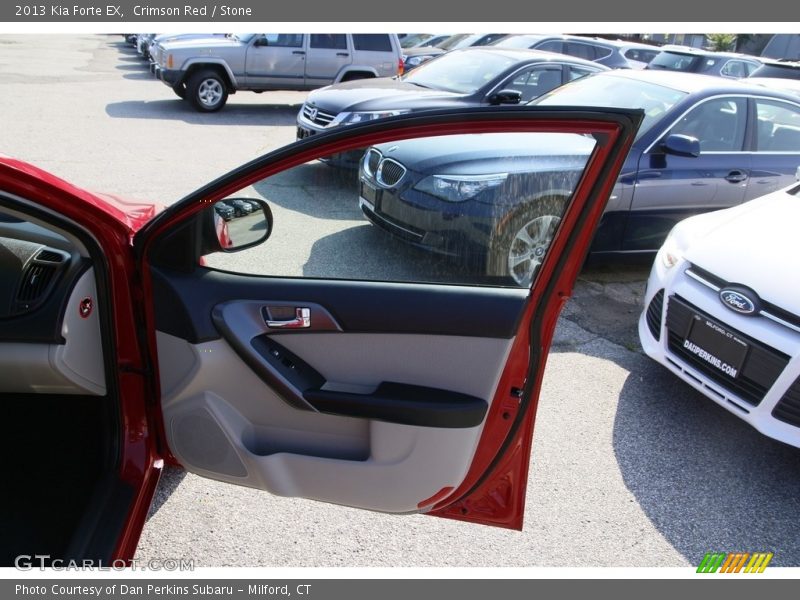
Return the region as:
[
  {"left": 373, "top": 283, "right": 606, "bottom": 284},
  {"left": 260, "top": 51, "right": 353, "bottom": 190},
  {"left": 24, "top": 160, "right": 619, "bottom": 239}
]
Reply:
[
  {"left": 639, "top": 254, "right": 800, "bottom": 448},
  {"left": 157, "top": 68, "right": 182, "bottom": 87},
  {"left": 358, "top": 176, "right": 496, "bottom": 260}
]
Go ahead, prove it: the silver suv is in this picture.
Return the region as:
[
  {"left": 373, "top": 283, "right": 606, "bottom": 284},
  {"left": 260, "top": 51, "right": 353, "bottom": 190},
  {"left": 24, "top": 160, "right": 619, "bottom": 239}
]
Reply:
[{"left": 153, "top": 33, "right": 403, "bottom": 112}]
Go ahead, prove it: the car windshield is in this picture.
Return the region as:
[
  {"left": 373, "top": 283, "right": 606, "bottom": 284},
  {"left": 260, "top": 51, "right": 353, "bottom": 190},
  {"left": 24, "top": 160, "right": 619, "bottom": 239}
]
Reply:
[
  {"left": 535, "top": 74, "right": 688, "bottom": 138},
  {"left": 403, "top": 50, "right": 518, "bottom": 94},
  {"left": 492, "top": 35, "right": 545, "bottom": 49},
  {"left": 436, "top": 34, "right": 472, "bottom": 51}
]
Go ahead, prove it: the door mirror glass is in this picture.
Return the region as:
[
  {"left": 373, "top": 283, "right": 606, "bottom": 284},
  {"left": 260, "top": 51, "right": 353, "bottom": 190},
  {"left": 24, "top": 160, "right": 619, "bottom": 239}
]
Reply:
[
  {"left": 211, "top": 198, "right": 272, "bottom": 252},
  {"left": 662, "top": 133, "right": 701, "bottom": 158}
]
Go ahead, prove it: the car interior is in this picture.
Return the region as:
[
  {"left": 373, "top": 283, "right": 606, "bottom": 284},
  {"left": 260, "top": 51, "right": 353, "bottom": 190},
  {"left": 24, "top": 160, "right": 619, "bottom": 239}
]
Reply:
[{"left": 0, "top": 203, "right": 119, "bottom": 565}]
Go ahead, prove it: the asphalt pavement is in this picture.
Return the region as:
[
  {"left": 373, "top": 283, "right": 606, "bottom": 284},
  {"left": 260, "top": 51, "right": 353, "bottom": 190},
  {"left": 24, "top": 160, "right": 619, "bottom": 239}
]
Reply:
[{"left": 2, "top": 34, "right": 798, "bottom": 568}]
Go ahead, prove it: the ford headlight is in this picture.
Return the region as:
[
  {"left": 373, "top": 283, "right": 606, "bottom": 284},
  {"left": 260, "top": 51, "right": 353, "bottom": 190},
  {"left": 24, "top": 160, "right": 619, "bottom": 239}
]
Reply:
[
  {"left": 414, "top": 174, "right": 508, "bottom": 203},
  {"left": 659, "top": 226, "right": 687, "bottom": 269},
  {"left": 334, "top": 110, "right": 410, "bottom": 126}
]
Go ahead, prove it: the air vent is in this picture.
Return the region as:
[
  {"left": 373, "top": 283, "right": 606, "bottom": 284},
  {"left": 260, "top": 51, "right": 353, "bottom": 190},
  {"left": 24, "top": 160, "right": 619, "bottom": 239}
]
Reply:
[
  {"left": 17, "top": 263, "right": 57, "bottom": 303},
  {"left": 35, "top": 249, "right": 65, "bottom": 263},
  {"left": 645, "top": 289, "right": 665, "bottom": 341}
]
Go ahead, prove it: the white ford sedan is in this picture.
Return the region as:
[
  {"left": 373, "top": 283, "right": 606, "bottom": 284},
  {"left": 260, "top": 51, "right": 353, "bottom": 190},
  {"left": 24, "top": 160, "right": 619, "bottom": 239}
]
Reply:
[{"left": 639, "top": 180, "right": 800, "bottom": 448}]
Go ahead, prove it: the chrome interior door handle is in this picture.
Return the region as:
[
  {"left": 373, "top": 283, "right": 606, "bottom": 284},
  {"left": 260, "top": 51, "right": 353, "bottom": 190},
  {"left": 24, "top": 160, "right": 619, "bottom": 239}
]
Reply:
[{"left": 265, "top": 307, "right": 311, "bottom": 329}]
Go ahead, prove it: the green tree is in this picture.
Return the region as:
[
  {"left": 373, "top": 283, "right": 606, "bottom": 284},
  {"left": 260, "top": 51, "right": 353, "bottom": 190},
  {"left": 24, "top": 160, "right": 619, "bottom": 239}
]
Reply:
[{"left": 707, "top": 34, "right": 738, "bottom": 51}]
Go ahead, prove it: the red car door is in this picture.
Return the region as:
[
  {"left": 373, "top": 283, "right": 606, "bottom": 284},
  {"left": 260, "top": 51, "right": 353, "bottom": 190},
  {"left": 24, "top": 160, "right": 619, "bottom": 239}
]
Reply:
[{"left": 0, "top": 106, "right": 640, "bottom": 563}]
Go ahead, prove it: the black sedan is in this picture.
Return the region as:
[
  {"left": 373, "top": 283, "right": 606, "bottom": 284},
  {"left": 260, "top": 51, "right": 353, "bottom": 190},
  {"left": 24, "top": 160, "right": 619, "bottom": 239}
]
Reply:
[
  {"left": 359, "top": 70, "right": 800, "bottom": 285},
  {"left": 297, "top": 47, "right": 607, "bottom": 166}
]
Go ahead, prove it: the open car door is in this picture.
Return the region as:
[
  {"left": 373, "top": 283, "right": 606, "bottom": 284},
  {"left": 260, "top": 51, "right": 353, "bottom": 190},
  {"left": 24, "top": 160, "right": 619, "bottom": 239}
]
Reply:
[
  {"left": 135, "top": 107, "right": 640, "bottom": 533},
  {"left": 0, "top": 106, "right": 640, "bottom": 564}
]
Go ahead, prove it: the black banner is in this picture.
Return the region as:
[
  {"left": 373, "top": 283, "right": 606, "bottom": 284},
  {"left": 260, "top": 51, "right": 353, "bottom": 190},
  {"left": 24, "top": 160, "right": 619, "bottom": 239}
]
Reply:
[{"left": 0, "top": 0, "right": 795, "bottom": 22}]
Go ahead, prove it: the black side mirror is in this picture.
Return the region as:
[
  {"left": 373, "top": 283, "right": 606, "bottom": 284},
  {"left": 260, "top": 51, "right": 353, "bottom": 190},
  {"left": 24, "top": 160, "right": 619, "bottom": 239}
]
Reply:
[
  {"left": 488, "top": 89, "right": 523, "bottom": 106},
  {"left": 253, "top": 36, "right": 269, "bottom": 47},
  {"left": 209, "top": 198, "right": 272, "bottom": 253},
  {"left": 661, "top": 134, "right": 701, "bottom": 158}
]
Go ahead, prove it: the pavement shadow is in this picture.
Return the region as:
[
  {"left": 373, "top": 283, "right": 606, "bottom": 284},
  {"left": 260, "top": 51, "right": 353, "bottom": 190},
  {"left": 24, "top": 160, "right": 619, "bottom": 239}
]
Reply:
[
  {"left": 588, "top": 339, "right": 800, "bottom": 566},
  {"left": 252, "top": 162, "right": 363, "bottom": 221},
  {"left": 145, "top": 466, "right": 188, "bottom": 521},
  {"left": 302, "top": 224, "right": 482, "bottom": 284},
  {"left": 105, "top": 100, "right": 300, "bottom": 126}
]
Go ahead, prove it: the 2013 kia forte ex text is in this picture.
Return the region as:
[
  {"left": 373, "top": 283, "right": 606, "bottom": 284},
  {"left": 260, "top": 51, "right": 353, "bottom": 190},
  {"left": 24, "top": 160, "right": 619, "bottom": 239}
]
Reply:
[
  {"left": 0, "top": 107, "right": 642, "bottom": 565},
  {"left": 639, "top": 180, "right": 800, "bottom": 448}
]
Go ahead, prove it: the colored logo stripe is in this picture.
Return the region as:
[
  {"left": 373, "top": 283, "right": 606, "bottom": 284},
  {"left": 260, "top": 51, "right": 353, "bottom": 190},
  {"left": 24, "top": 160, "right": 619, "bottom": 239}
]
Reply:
[{"left": 697, "top": 552, "right": 773, "bottom": 573}]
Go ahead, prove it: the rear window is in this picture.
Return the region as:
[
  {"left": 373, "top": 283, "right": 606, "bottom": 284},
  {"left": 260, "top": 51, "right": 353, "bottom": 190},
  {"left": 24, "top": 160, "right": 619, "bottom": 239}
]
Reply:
[
  {"left": 750, "top": 63, "right": 800, "bottom": 80},
  {"left": 648, "top": 51, "right": 707, "bottom": 73},
  {"left": 310, "top": 34, "right": 347, "bottom": 50},
  {"left": 353, "top": 34, "right": 394, "bottom": 52}
]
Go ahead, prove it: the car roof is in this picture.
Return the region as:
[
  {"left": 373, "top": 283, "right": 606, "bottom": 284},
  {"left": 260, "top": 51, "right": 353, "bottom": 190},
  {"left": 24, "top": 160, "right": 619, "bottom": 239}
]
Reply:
[
  {"left": 657, "top": 45, "right": 761, "bottom": 61},
  {"left": 495, "top": 34, "right": 619, "bottom": 48},
  {"left": 589, "top": 69, "right": 800, "bottom": 99},
  {"left": 454, "top": 46, "right": 609, "bottom": 69}
]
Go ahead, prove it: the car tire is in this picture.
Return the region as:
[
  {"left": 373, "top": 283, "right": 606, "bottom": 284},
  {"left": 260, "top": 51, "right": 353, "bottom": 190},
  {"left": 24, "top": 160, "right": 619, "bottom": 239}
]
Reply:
[
  {"left": 487, "top": 196, "right": 567, "bottom": 287},
  {"left": 187, "top": 69, "right": 228, "bottom": 112},
  {"left": 172, "top": 83, "right": 187, "bottom": 99}
]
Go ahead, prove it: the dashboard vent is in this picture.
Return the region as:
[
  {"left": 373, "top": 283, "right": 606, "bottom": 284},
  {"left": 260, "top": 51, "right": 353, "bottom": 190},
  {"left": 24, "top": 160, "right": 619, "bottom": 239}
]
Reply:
[
  {"left": 35, "top": 249, "right": 66, "bottom": 263},
  {"left": 17, "top": 263, "right": 58, "bottom": 303}
]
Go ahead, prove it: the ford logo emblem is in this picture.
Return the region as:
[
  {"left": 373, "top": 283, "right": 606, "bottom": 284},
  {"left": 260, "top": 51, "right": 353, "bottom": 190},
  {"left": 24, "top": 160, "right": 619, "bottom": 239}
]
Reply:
[{"left": 719, "top": 288, "right": 757, "bottom": 315}]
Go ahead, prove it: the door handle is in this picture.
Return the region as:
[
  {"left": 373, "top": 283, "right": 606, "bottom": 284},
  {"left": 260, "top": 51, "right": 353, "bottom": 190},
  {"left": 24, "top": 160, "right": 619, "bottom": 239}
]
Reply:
[
  {"left": 725, "top": 170, "right": 748, "bottom": 183},
  {"left": 292, "top": 50, "right": 306, "bottom": 55},
  {"left": 265, "top": 307, "right": 311, "bottom": 329},
  {"left": 336, "top": 52, "right": 350, "bottom": 57}
]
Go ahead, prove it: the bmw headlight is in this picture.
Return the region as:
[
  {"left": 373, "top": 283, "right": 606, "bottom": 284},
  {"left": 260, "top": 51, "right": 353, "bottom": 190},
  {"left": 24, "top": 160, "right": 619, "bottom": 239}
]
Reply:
[
  {"left": 334, "top": 110, "right": 410, "bottom": 126},
  {"left": 414, "top": 174, "right": 508, "bottom": 203}
]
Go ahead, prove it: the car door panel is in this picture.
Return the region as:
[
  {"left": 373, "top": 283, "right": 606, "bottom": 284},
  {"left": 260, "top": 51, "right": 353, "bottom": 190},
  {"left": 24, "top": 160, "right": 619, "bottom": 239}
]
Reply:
[{"left": 135, "top": 107, "right": 641, "bottom": 531}]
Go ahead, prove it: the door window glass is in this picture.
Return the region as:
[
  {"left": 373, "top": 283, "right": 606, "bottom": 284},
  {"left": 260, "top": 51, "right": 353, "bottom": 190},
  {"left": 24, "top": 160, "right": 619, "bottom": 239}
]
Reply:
[
  {"left": 204, "top": 131, "right": 597, "bottom": 288},
  {"left": 263, "top": 34, "right": 303, "bottom": 48},
  {"left": 668, "top": 98, "right": 747, "bottom": 152},
  {"left": 755, "top": 99, "right": 800, "bottom": 151},
  {"left": 310, "top": 34, "right": 348, "bottom": 50}
]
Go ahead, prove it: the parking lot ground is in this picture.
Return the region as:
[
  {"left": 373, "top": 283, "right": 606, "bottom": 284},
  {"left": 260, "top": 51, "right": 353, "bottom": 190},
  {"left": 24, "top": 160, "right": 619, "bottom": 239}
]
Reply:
[{"left": 2, "top": 34, "right": 799, "bottom": 567}]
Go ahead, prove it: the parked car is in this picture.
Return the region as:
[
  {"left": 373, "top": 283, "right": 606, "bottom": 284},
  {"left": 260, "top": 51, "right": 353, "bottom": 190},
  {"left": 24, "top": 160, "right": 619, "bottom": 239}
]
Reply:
[
  {"left": 0, "top": 106, "right": 640, "bottom": 564},
  {"left": 214, "top": 201, "right": 234, "bottom": 220},
  {"left": 357, "top": 70, "right": 800, "bottom": 285},
  {"left": 638, "top": 180, "right": 800, "bottom": 448},
  {"left": 223, "top": 198, "right": 254, "bottom": 217},
  {"left": 297, "top": 47, "right": 608, "bottom": 166},
  {"left": 402, "top": 33, "right": 506, "bottom": 70},
  {"left": 646, "top": 46, "right": 762, "bottom": 78},
  {"left": 152, "top": 33, "right": 403, "bottom": 112},
  {"left": 491, "top": 34, "right": 654, "bottom": 69}
]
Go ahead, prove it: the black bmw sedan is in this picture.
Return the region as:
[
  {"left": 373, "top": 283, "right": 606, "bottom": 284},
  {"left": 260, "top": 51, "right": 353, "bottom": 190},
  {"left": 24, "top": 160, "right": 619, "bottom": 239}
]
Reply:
[{"left": 359, "top": 70, "right": 800, "bottom": 286}]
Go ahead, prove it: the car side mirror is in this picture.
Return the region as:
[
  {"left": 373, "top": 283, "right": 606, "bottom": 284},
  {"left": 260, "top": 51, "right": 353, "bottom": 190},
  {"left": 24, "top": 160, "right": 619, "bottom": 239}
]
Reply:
[
  {"left": 488, "top": 89, "right": 523, "bottom": 106},
  {"left": 661, "top": 134, "right": 701, "bottom": 158},
  {"left": 253, "top": 36, "right": 269, "bottom": 48},
  {"left": 210, "top": 198, "right": 272, "bottom": 253}
]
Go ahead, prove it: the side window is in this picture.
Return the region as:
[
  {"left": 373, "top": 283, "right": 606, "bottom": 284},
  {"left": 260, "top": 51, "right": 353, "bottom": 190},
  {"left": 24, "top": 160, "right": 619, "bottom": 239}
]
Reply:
[
  {"left": 669, "top": 98, "right": 747, "bottom": 152},
  {"left": 535, "top": 40, "right": 564, "bottom": 54},
  {"left": 564, "top": 42, "right": 596, "bottom": 61},
  {"left": 567, "top": 65, "right": 596, "bottom": 81},
  {"left": 352, "top": 34, "right": 393, "bottom": 52},
  {"left": 755, "top": 99, "right": 800, "bottom": 151},
  {"left": 205, "top": 132, "right": 598, "bottom": 288},
  {"left": 263, "top": 34, "right": 304, "bottom": 48},
  {"left": 310, "top": 34, "right": 348, "bottom": 50},
  {"left": 591, "top": 45, "right": 613, "bottom": 61},
  {"left": 720, "top": 60, "right": 746, "bottom": 78},
  {"left": 503, "top": 67, "right": 564, "bottom": 102},
  {"left": 473, "top": 34, "right": 505, "bottom": 46}
]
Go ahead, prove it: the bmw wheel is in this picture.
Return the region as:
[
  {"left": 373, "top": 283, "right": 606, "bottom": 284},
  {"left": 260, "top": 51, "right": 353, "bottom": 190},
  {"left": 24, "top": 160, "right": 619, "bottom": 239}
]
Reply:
[{"left": 488, "top": 196, "right": 566, "bottom": 287}]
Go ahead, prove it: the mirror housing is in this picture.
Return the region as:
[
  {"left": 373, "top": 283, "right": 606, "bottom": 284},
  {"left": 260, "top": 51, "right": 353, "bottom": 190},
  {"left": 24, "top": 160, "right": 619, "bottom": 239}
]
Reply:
[
  {"left": 488, "top": 89, "right": 523, "bottom": 106},
  {"left": 208, "top": 198, "right": 272, "bottom": 253},
  {"left": 253, "top": 36, "right": 269, "bottom": 47},
  {"left": 661, "top": 134, "right": 701, "bottom": 158}
]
